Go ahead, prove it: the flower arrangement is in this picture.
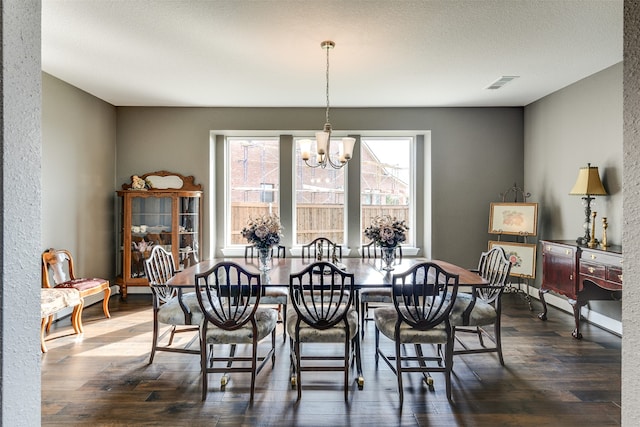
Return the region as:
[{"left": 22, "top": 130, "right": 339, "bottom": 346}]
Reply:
[
  {"left": 364, "top": 215, "right": 408, "bottom": 248},
  {"left": 241, "top": 214, "right": 283, "bottom": 249}
]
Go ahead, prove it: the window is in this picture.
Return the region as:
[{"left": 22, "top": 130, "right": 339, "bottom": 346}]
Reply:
[
  {"left": 361, "top": 137, "right": 413, "bottom": 246},
  {"left": 294, "top": 138, "right": 345, "bottom": 244},
  {"left": 219, "top": 133, "right": 424, "bottom": 256},
  {"left": 226, "top": 137, "right": 279, "bottom": 245}
]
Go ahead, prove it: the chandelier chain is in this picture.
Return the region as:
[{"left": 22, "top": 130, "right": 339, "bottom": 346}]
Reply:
[{"left": 325, "top": 42, "right": 331, "bottom": 126}]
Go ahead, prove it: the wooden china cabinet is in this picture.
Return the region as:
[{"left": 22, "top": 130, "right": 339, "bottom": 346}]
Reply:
[{"left": 115, "top": 171, "right": 202, "bottom": 299}]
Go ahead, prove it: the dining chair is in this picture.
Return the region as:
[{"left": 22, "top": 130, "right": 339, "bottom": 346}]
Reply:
[
  {"left": 245, "top": 244, "right": 288, "bottom": 341},
  {"left": 41, "top": 248, "right": 111, "bottom": 331},
  {"left": 300, "top": 237, "right": 342, "bottom": 261},
  {"left": 359, "top": 243, "right": 402, "bottom": 338},
  {"left": 287, "top": 261, "right": 362, "bottom": 401},
  {"left": 361, "top": 241, "right": 403, "bottom": 259},
  {"left": 244, "top": 244, "right": 286, "bottom": 259},
  {"left": 144, "top": 245, "right": 202, "bottom": 363},
  {"left": 195, "top": 261, "right": 277, "bottom": 401},
  {"left": 374, "top": 262, "right": 459, "bottom": 405},
  {"left": 450, "top": 246, "right": 512, "bottom": 365}
]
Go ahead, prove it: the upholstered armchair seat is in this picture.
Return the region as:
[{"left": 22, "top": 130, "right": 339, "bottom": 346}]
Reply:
[
  {"left": 359, "top": 288, "right": 391, "bottom": 303},
  {"left": 157, "top": 292, "right": 209, "bottom": 326},
  {"left": 449, "top": 293, "right": 497, "bottom": 327},
  {"left": 202, "top": 307, "right": 277, "bottom": 345},
  {"left": 373, "top": 306, "right": 449, "bottom": 343},
  {"left": 55, "top": 278, "right": 107, "bottom": 292},
  {"left": 286, "top": 307, "right": 358, "bottom": 343},
  {"left": 40, "top": 288, "right": 83, "bottom": 352}
]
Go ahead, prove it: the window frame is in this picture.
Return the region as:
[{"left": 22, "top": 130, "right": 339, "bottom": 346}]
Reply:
[{"left": 216, "top": 132, "right": 427, "bottom": 258}]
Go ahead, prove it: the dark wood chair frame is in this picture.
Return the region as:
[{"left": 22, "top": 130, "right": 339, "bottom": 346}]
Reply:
[
  {"left": 359, "top": 243, "right": 403, "bottom": 338},
  {"left": 144, "top": 245, "right": 199, "bottom": 363},
  {"left": 374, "top": 262, "right": 460, "bottom": 405},
  {"left": 195, "top": 261, "right": 276, "bottom": 401},
  {"left": 244, "top": 244, "right": 288, "bottom": 341},
  {"left": 288, "top": 261, "right": 362, "bottom": 401},
  {"left": 300, "top": 237, "right": 342, "bottom": 261},
  {"left": 452, "top": 246, "right": 512, "bottom": 365}
]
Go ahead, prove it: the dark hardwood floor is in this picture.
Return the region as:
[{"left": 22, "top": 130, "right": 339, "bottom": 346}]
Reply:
[{"left": 41, "top": 291, "right": 621, "bottom": 426}]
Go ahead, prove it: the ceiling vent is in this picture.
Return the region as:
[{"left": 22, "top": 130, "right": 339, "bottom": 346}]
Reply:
[{"left": 486, "top": 76, "right": 520, "bottom": 90}]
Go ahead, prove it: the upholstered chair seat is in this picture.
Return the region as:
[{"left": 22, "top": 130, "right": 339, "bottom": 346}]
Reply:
[
  {"left": 203, "top": 307, "right": 277, "bottom": 345},
  {"left": 449, "top": 293, "right": 498, "bottom": 327},
  {"left": 373, "top": 306, "right": 449, "bottom": 343},
  {"left": 286, "top": 306, "right": 358, "bottom": 343}
]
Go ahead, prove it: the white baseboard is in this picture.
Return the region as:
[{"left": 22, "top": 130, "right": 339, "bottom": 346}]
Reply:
[{"left": 510, "top": 282, "right": 622, "bottom": 336}]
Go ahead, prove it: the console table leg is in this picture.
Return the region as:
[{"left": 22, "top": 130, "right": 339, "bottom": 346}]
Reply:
[
  {"left": 538, "top": 288, "right": 549, "bottom": 321},
  {"left": 569, "top": 299, "right": 584, "bottom": 340}
]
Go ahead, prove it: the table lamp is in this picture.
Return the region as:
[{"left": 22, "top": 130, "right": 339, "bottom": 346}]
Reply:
[{"left": 569, "top": 163, "right": 607, "bottom": 245}]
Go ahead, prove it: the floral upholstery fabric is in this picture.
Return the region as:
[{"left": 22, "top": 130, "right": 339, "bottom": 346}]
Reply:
[
  {"left": 448, "top": 292, "right": 497, "bottom": 327},
  {"left": 359, "top": 287, "right": 391, "bottom": 303},
  {"left": 55, "top": 277, "right": 107, "bottom": 292},
  {"left": 373, "top": 306, "right": 449, "bottom": 344},
  {"left": 157, "top": 292, "right": 210, "bottom": 325},
  {"left": 260, "top": 286, "right": 288, "bottom": 304},
  {"left": 202, "top": 307, "right": 277, "bottom": 344},
  {"left": 41, "top": 288, "right": 81, "bottom": 318},
  {"left": 286, "top": 307, "right": 358, "bottom": 343}
]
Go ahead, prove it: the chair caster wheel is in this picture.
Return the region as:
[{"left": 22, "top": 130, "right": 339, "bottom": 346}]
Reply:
[
  {"left": 357, "top": 376, "right": 365, "bottom": 390},
  {"left": 221, "top": 375, "right": 228, "bottom": 387}
]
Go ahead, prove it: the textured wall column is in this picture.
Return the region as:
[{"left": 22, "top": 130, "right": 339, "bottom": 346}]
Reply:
[
  {"left": 0, "top": 1, "right": 42, "bottom": 425},
  {"left": 622, "top": 1, "right": 640, "bottom": 425}
]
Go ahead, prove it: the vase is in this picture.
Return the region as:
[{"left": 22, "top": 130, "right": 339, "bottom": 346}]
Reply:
[
  {"left": 381, "top": 246, "right": 396, "bottom": 271},
  {"left": 257, "top": 246, "right": 272, "bottom": 271}
]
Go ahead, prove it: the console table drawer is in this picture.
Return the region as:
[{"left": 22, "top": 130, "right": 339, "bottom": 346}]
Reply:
[
  {"left": 607, "top": 266, "right": 623, "bottom": 285},
  {"left": 580, "top": 261, "right": 606, "bottom": 279},
  {"left": 580, "top": 249, "right": 623, "bottom": 267}
]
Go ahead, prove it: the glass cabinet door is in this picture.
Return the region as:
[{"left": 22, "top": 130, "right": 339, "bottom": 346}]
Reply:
[
  {"left": 178, "top": 196, "right": 200, "bottom": 269},
  {"left": 130, "top": 195, "right": 173, "bottom": 278}
]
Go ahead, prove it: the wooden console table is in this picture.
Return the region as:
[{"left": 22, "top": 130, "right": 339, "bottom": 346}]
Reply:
[{"left": 538, "top": 240, "right": 622, "bottom": 339}]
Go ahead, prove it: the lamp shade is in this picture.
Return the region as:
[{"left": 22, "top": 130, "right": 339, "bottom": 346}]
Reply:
[{"left": 569, "top": 164, "right": 607, "bottom": 196}]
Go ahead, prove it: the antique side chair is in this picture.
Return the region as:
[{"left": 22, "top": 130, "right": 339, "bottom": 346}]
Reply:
[{"left": 195, "top": 261, "right": 277, "bottom": 401}]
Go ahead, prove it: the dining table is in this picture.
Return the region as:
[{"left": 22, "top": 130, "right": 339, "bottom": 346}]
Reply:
[
  {"left": 165, "top": 255, "right": 488, "bottom": 386},
  {"left": 167, "top": 256, "right": 487, "bottom": 289}
]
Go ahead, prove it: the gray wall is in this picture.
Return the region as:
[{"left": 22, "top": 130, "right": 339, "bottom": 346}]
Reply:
[
  {"left": 115, "top": 106, "right": 523, "bottom": 269},
  {"left": 524, "top": 63, "right": 623, "bottom": 322},
  {"left": 42, "top": 73, "right": 117, "bottom": 280},
  {"left": 525, "top": 63, "right": 623, "bottom": 245}
]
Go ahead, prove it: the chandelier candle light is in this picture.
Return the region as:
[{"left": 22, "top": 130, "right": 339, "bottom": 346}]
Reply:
[
  {"left": 569, "top": 163, "right": 608, "bottom": 246},
  {"left": 299, "top": 40, "right": 355, "bottom": 169}
]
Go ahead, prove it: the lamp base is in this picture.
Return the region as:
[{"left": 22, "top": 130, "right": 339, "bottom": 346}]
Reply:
[{"left": 576, "top": 236, "right": 588, "bottom": 246}]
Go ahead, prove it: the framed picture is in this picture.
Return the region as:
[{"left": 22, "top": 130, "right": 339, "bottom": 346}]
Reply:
[
  {"left": 489, "top": 241, "right": 537, "bottom": 278},
  {"left": 489, "top": 202, "right": 538, "bottom": 236}
]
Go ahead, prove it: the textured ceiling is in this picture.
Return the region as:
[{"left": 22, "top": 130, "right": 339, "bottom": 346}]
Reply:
[{"left": 41, "top": 0, "right": 623, "bottom": 107}]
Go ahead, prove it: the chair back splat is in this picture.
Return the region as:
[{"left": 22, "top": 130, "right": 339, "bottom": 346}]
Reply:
[{"left": 301, "top": 237, "right": 342, "bottom": 261}]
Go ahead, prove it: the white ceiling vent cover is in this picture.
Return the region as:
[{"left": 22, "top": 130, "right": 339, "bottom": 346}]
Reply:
[{"left": 486, "top": 76, "right": 520, "bottom": 90}]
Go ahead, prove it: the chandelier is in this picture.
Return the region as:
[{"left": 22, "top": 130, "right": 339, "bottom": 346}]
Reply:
[{"left": 299, "top": 40, "right": 355, "bottom": 169}]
